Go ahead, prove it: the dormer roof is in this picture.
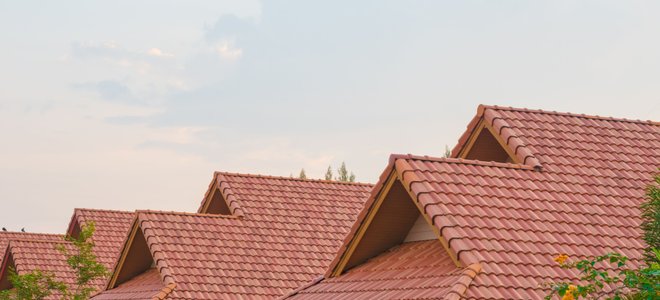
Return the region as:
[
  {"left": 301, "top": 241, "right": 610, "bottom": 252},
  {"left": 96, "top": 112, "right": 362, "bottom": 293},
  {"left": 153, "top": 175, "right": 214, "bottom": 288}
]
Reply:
[{"left": 286, "top": 105, "right": 659, "bottom": 299}]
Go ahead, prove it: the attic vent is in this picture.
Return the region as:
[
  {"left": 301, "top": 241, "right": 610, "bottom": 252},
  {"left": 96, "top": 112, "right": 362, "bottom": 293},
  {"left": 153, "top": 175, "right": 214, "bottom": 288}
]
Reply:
[
  {"left": 205, "top": 187, "right": 231, "bottom": 215},
  {"left": 463, "top": 126, "right": 514, "bottom": 163}
]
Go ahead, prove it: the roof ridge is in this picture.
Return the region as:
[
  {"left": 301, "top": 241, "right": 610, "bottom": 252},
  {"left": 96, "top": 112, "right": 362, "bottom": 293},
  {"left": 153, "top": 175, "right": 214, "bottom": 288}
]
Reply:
[
  {"left": 214, "top": 171, "right": 375, "bottom": 186},
  {"left": 6, "top": 237, "right": 67, "bottom": 245},
  {"left": 136, "top": 209, "right": 242, "bottom": 219},
  {"left": 0, "top": 231, "right": 61, "bottom": 236},
  {"left": 74, "top": 207, "right": 133, "bottom": 214},
  {"left": 481, "top": 107, "right": 543, "bottom": 169},
  {"left": 444, "top": 263, "right": 482, "bottom": 300},
  {"left": 390, "top": 154, "right": 535, "bottom": 170},
  {"left": 481, "top": 104, "right": 659, "bottom": 126}
]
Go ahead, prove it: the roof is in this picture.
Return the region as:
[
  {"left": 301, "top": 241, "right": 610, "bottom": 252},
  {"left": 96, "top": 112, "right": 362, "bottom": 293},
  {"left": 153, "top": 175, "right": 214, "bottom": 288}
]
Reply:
[
  {"left": 0, "top": 231, "right": 62, "bottom": 267},
  {"left": 66, "top": 208, "right": 135, "bottom": 269},
  {"left": 0, "top": 208, "right": 134, "bottom": 297},
  {"left": 95, "top": 268, "right": 174, "bottom": 300},
  {"left": 96, "top": 174, "right": 373, "bottom": 299},
  {"left": 287, "top": 105, "right": 659, "bottom": 299},
  {"left": 286, "top": 240, "right": 481, "bottom": 299},
  {"left": 2, "top": 239, "right": 81, "bottom": 298}
]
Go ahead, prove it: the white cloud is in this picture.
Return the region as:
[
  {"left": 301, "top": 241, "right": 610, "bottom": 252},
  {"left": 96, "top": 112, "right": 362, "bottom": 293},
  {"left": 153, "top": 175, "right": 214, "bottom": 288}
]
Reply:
[
  {"left": 215, "top": 41, "right": 243, "bottom": 60},
  {"left": 147, "top": 48, "right": 174, "bottom": 58}
]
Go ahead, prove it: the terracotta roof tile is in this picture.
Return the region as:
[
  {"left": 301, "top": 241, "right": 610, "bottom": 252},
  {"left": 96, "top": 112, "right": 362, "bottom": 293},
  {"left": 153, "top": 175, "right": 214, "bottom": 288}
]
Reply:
[
  {"left": 67, "top": 208, "right": 135, "bottom": 270},
  {"left": 97, "top": 175, "right": 373, "bottom": 299},
  {"left": 290, "top": 105, "right": 659, "bottom": 299},
  {"left": 93, "top": 268, "right": 169, "bottom": 300},
  {"left": 0, "top": 208, "right": 134, "bottom": 297},
  {"left": 0, "top": 232, "right": 62, "bottom": 267},
  {"left": 287, "top": 241, "right": 480, "bottom": 300},
  {"left": 2, "top": 239, "right": 82, "bottom": 299}
]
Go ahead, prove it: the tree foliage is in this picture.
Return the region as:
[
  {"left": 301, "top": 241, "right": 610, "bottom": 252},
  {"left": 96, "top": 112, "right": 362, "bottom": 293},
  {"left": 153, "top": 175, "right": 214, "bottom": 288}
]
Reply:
[
  {"left": 298, "top": 169, "right": 307, "bottom": 179},
  {"left": 0, "top": 270, "right": 65, "bottom": 300},
  {"left": 58, "top": 222, "right": 108, "bottom": 300},
  {"left": 335, "top": 162, "right": 355, "bottom": 182},
  {"left": 545, "top": 173, "right": 660, "bottom": 299},
  {"left": 0, "top": 222, "right": 107, "bottom": 300},
  {"left": 443, "top": 145, "right": 451, "bottom": 158},
  {"left": 321, "top": 163, "right": 356, "bottom": 182},
  {"left": 641, "top": 174, "right": 660, "bottom": 263},
  {"left": 324, "top": 166, "right": 333, "bottom": 180}
]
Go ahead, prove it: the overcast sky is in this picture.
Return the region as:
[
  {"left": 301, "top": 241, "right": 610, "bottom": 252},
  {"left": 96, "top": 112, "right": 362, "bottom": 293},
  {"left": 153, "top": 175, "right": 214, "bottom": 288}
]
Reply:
[{"left": 1, "top": 1, "right": 659, "bottom": 233}]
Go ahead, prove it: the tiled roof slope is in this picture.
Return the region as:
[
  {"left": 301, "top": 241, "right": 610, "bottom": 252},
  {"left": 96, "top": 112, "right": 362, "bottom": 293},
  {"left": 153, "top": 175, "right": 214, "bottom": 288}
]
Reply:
[
  {"left": 67, "top": 208, "right": 135, "bottom": 270},
  {"left": 289, "top": 106, "right": 659, "bottom": 299},
  {"left": 0, "top": 232, "right": 62, "bottom": 267},
  {"left": 97, "top": 268, "right": 169, "bottom": 300},
  {"left": 96, "top": 175, "right": 373, "bottom": 299},
  {"left": 3, "top": 239, "right": 80, "bottom": 299},
  {"left": 286, "top": 240, "right": 481, "bottom": 300},
  {"left": 0, "top": 209, "right": 134, "bottom": 297}
]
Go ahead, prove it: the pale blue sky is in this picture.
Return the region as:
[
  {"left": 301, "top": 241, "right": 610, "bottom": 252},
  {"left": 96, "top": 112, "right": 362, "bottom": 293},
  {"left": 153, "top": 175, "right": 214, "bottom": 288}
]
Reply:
[{"left": 1, "top": 1, "right": 659, "bottom": 232}]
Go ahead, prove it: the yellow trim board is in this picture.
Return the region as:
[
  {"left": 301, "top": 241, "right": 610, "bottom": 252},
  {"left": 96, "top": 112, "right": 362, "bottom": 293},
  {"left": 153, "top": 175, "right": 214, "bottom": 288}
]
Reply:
[
  {"left": 458, "top": 119, "right": 519, "bottom": 164},
  {"left": 199, "top": 176, "right": 219, "bottom": 213},
  {"left": 331, "top": 171, "right": 397, "bottom": 277},
  {"left": 331, "top": 168, "right": 463, "bottom": 276},
  {"left": 107, "top": 218, "right": 140, "bottom": 288}
]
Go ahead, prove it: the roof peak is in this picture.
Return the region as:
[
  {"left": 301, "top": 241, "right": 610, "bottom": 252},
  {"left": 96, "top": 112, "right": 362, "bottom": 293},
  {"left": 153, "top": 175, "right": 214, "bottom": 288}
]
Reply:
[
  {"left": 390, "top": 154, "right": 536, "bottom": 170},
  {"left": 136, "top": 209, "right": 242, "bottom": 219},
  {"left": 6, "top": 237, "right": 65, "bottom": 245},
  {"left": 0, "top": 231, "right": 61, "bottom": 237},
  {"left": 214, "top": 171, "right": 374, "bottom": 186},
  {"left": 480, "top": 104, "right": 659, "bottom": 125},
  {"left": 74, "top": 207, "right": 133, "bottom": 214}
]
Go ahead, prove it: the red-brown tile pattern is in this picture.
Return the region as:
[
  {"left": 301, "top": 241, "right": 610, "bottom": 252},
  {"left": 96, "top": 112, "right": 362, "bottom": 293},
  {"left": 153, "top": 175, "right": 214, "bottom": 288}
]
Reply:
[
  {"left": 0, "top": 232, "right": 62, "bottom": 267},
  {"left": 4, "top": 239, "right": 79, "bottom": 299},
  {"left": 68, "top": 208, "right": 135, "bottom": 270},
  {"left": 94, "top": 268, "right": 166, "bottom": 300},
  {"left": 0, "top": 209, "right": 134, "bottom": 297},
  {"left": 292, "top": 106, "right": 659, "bottom": 299},
  {"left": 287, "top": 240, "right": 479, "bottom": 300},
  {"left": 96, "top": 175, "right": 373, "bottom": 299}
]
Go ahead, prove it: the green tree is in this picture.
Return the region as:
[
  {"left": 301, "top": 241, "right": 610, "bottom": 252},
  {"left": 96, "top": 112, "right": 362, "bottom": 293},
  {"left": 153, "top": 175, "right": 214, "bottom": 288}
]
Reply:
[
  {"left": 0, "top": 270, "right": 65, "bottom": 300},
  {"left": 443, "top": 145, "right": 451, "bottom": 158},
  {"left": 58, "top": 222, "right": 107, "bottom": 300},
  {"left": 0, "top": 222, "right": 106, "bottom": 300},
  {"left": 324, "top": 166, "right": 333, "bottom": 181},
  {"left": 336, "top": 162, "right": 355, "bottom": 182},
  {"left": 641, "top": 173, "right": 660, "bottom": 263},
  {"left": 545, "top": 173, "right": 660, "bottom": 299},
  {"left": 298, "top": 169, "right": 307, "bottom": 179}
]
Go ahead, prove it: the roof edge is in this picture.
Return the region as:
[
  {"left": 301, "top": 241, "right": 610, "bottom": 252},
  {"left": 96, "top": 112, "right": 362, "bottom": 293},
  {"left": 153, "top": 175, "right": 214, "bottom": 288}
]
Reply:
[
  {"left": 214, "top": 171, "right": 375, "bottom": 186},
  {"left": 444, "top": 263, "right": 482, "bottom": 300},
  {"left": 390, "top": 154, "right": 536, "bottom": 171},
  {"left": 136, "top": 209, "right": 243, "bottom": 219},
  {"left": 277, "top": 275, "right": 324, "bottom": 299},
  {"left": 153, "top": 282, "right": 176, "bottom": 300},
  {"left": 480, "top": 104, "right": 659, "bottom": 126}
]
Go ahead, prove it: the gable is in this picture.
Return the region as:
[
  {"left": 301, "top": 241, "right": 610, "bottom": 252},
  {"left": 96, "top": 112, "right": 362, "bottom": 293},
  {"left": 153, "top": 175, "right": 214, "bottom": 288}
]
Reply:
[
  {"left": 0, "top": 252, "right": 14, "bottom": 290},
  {"left": 197, "top": 174, "right": 234, "bottom": 215},
  {"left": 109, "top": 220, "right": 159, "bottom": 289},
  {"left": 455, "top": 118, "right": 517, "bottom": 164},
  {"left": 331, "top": 170, "right": 456, "bottom": 276},
  {"left": 203, "top": 186, "right": 231, "bottom": 215}
]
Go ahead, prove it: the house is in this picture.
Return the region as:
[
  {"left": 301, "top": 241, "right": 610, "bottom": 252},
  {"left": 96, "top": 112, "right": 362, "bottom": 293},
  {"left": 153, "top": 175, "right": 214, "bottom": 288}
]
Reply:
[
  {"left": 0, "top": 231, "right": 63, "bottom": 290},
  {"left": 284, "top": 105, "right": 659, "bottom": 299},
  {"left": 0, "top": 208, "right": 134, "bottom": 297},
  {"left": 92, "top": 172, "right": 373, "bottom": 299}
]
